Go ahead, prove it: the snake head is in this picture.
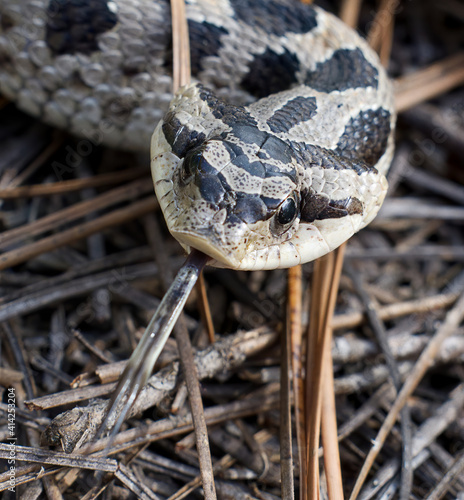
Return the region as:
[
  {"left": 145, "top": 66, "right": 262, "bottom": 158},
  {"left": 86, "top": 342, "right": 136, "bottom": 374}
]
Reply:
[
  {"left": 151, "top": 84, "right": 389, "bottom": 271},
  {"left": 151, "top": 84, "right": 304, "bottom": 270}
]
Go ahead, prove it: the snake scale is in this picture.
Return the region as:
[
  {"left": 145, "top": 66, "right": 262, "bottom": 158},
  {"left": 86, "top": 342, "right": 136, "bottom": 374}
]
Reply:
[{"left": 0, "top": 0, "right": 395, "bottom": 270}]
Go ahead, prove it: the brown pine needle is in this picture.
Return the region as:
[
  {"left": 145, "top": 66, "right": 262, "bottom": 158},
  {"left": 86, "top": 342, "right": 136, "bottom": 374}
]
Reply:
[
  {"left": 367, "top": 0, "right": 397, "bottom": 64},
  {"left": 303, "top": 244, "right": 346, "bottom": 500},
  {"left": 394, "top": 52, "right": 464, "bottom": 112},
  {"left": 0, "top": 167, "right": 147, "bottom": 199},
  {"left": 319, "top": 244, "right": 346, "bottom": 500},
  {"left": 281, "top": 308, "right": 295, "bottom": 500},
  {"left": 171, "top": 0, "right": 191, "bottom": 92},
  {"left": 288, "top": 265, "right": 304, "bottom": 498},
  {"left": 321, "top": 348, "right": 343, "bottom": 498},
  {"left": 196, "top": 273, "right": 216, "bottom": 344},
  {"left": 339, "top": 0, "right": 362, "bottom": 29},
  {"left": 304, "top": 251, "right": 335, "bottom": 499},
  {"left": 287, "top": 266, "right": 307, "bottom": 500}
]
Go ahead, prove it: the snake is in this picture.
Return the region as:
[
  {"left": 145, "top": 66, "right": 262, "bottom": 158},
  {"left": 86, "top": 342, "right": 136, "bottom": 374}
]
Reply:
[{"left": 0, "top": 0, "right": 395, "bottom": 271}]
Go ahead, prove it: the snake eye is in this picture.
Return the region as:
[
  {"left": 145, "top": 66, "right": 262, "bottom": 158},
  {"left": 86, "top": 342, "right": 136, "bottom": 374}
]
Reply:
[
  {"left": 278, "top": 193, "right": 299, "bottom": 225},
  {"left": 277, "top": 196, "right": 298, "bottom": 225},
  {"left": 271, "top": 192, "right": 299, "bottom": 236},
  {"left": 181, "top": 149, "right": 203, "bottom": 184}
]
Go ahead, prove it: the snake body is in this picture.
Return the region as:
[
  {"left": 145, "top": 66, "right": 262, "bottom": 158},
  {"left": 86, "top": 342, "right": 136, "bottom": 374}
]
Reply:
[{"left": 0, "top": 0, "right": 395, "bottom": 271}]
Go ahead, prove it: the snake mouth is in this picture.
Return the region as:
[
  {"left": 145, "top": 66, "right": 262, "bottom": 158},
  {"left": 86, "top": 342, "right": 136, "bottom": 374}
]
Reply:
[{"left": 169, "top": 229, "right": 243, "bottom": 269}]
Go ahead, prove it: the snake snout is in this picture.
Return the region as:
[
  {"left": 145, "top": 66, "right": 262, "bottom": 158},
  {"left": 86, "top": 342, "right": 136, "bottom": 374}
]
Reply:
[{"left": 169, "top": 211, "right": 249, "bottom": 269}]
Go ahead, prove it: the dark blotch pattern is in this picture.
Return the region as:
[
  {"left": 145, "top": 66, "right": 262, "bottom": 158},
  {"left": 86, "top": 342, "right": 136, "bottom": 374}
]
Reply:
[
  {"left": 46, "top": 0, "right": 118, "bottom": 55},
  {"left": 295, "top": 142, "right": 376, "bottom": 176},
  {"left": 228, "top": 124, "right": 267, "bottom": 147},
  {"left": 198, "top": 174, "right": 225, "bottom": 205},
  {"left": 230, "top": 0, "right": 317, "bottom": 36},
  {"left": 304, "top": 48, "right": 378, "bottom": 93},
  {"left": 259, "top": 135, "right": 296, "bottom": 169},
  {"left": 336, "top": 108, "right": 391, "bottom": 166},
  {"left": 300, "top": 192, "right": 363, "bottom": 222},
  {"left": 195, "top": 168, "right": 271, "bottom": 224},
  {"left": 241, "top": 47, "right": 300, "bottom": 98},
  {"left": 234, "top": 193, "right": 268, "bottom": 223},
  {"left": 268, "top": 96, "right": 318, "bottom": 134},
  {"left": 222, "top": 140, "right": 243, "bottom": 161},
  {"left": 199, "top": 87, "right": 257, "bottom": 127},
  {"left": 320, "top": 197, "right": 363, "bottom": 219},
  {"left": 188, "top": 21, "right": 228, "bottom": 76},
  {"left": 233, "top": 155, "right": 266, "bottom": 178},
  {"left": 162, "top": 112, "right": 206, "bottom": 158},
  {"left": 223, "top": 127, "right": 298, "bottom": 178},
  {"left": 300, "top": 193, "right": 328, "bottom": 222}
]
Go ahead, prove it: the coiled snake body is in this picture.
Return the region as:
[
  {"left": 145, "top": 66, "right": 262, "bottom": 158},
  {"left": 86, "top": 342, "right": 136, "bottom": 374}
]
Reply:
[{"left": 0, "top": 0, "right": 395, "bottom": 270}]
